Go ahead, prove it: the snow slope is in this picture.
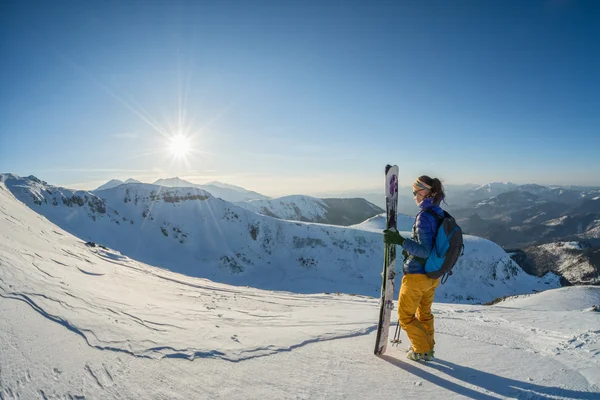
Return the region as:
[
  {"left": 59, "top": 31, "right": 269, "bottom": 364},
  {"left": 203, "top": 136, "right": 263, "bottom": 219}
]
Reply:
[
  {"left": 1, "top": 174, "right": 560, "bottom": 304},
  {"left": 1, "top": 180, "right": 598, "bottom": 399},
  {"left": 350, "top": 212, "right": 421, "bottom": 233},
  {"left": 237, "top": 195, "right": 329, "bottom": 220},
  {"left": 236, "top": 195, "right": 383, "bottom": 226}
]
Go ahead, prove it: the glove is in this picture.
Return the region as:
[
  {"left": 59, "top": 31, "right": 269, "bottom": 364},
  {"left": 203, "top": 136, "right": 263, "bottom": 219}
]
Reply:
[{"left": 383, "top": 229, "right": 405, "bottom": 246}]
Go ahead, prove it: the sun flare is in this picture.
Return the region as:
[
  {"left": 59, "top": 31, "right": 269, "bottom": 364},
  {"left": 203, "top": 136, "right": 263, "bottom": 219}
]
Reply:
[{"left": 168, "top": 134, "right": 191, "bottom": 158}]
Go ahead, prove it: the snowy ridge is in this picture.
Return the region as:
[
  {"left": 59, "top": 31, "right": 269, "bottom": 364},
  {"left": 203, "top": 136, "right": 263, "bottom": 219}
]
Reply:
[
  {"left": 350, "top": 212, "right": 417, "bottom": 233},
  {"left": 495, "top": 285, "right": 600, "bottom": 311},
  {"left": 95, "top": 178, "right": 142, "bottom": 191},
  {"left": 95, "top": 179, "right": 125, "bottom": 191},
  {"left": 1, "top": 173, "right": 108, "bottom": 215}
]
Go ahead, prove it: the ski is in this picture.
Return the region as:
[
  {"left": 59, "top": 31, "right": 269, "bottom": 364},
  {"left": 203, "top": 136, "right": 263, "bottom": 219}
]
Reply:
[{"left": 374, "top": 164, "right": 399, "bottom": 355}]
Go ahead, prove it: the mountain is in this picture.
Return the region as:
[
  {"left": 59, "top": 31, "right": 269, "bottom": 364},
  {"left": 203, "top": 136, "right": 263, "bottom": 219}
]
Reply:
[
  {"left": 1, "top": 183, "right": 598, "bottom": 398},
  {"left": 509, "top": 241, "right": 600, "bottom": 286},
  {"left": 0, "top": 173, "right": 559, "bottom": 302},
  {"left": 153, "top": 177, "right": 196, "bottom": 188},
  {"left": 199, "top": 184, "right": 270, "bottom": 202},
  {"left": 305, "top": 187, "right": 423, "bottom": 215},
  {"left": 474, "top": 181, "right": 519, "bottom": 194},
  {"left": 453, "top": 185, "right": 600, "bottom": 245},
  {"left": 153, "top": 177, "right": 270, "bottom": 202},
  {"left": 516, "top": 183, "right": 550, "bottom": 195},
  {"left": 236, "top": 195, "right": 384, "bottom": 226},
  {"left": 95, "top": 179, "right": 124, "bottom": 191},
  {"left": 450, "top": 181, "right": 520, "bottom": 204},
  {"left": 466, "top": 190, "right": 569, "bottom": 225},
  {"left": 444, "top": 184, "right": 600, "bottom": 285},
  {"left": 577, "top": 197, "right": 600, "bottom": 214},
  {"left": 96, "top": 178, "right": 143, "bottom": 191}
]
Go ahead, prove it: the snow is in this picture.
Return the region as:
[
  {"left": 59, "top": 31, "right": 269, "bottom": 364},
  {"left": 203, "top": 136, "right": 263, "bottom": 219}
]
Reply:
[
  {"left": 564, "top": 241, "right": 585, "bottom": 250},
  {"left": 349, "top": 212, "right": 415, "bottom": 233},
  {"left": 1, "top": 180, "right": 599, "bottom": 399},
  {"left": 581, "top": 220, "right": 600, "bottom": 238},
  {"left": 545, "top": 216, "right": 569, "bottom": 226},
  {"left": 495, "top": 285, "right": 600, "bottom": 311},
  {"left": 153, "top": 177, "right": 196, "bottom": 187},
  {"left": 475, "top": 182, "right": 517, "bottom": 192},
  {"left": 236, "top": 195, "right": 329, "bottom": 221},
  {"left": 524, "top": 211, "right": 547, "bottom": 224},
  {"left": 152, "top": 177, "right": 270, "bottom": 202},
  {"left": 529, "top": 242, "right": 599, "bottom": 285},
  {"left": 95, "top": 179, "right": 125, "bottom": 191},
  {"left": 236, "top": 195, "right": 382, "bottom": 226}
]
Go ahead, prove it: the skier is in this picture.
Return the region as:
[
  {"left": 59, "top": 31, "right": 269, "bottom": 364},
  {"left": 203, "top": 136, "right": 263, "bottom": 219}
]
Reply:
[{"left": 383, "top": 175, "right": 445, "bottom": 361}]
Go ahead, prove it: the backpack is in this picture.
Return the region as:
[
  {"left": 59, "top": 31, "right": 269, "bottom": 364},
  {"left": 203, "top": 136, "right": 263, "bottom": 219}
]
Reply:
[{"left": 422, "top": 209, "right": 464, "bottom": 283}]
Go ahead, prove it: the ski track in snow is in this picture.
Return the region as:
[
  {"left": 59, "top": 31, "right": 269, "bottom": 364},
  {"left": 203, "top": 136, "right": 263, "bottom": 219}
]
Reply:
[{"left": 0, "top": 224, "right": 379, "bottom": 362}]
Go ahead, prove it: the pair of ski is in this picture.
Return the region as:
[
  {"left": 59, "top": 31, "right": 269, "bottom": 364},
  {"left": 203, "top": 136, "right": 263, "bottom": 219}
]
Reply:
[{"left": 374, "top": 164, "right": 401, "bottom": 356}]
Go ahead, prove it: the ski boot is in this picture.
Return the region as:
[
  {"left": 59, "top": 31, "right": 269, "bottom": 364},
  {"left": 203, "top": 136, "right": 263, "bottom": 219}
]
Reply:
[{"left": 406, "top": 347, "right": 434, "bottom": 361}]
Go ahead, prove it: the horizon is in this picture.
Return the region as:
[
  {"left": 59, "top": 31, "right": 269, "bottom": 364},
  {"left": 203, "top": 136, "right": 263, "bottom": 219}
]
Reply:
[
  {"left": 2, "top": 1, "right": 599, "bottom": 197},
  {"left": 3, "top": 171, "right": 599, "bottom": 198}
]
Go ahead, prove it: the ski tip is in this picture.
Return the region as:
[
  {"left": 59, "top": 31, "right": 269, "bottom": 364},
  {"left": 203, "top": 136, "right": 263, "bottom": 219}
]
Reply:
[{"left": 385, "top": 164, "right": 392, "bottom": 173}]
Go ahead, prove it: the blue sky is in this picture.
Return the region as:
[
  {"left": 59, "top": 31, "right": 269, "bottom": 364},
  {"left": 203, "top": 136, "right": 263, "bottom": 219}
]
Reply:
[{"left": 1, "top": 0, "right": 599, "bottom": 196}]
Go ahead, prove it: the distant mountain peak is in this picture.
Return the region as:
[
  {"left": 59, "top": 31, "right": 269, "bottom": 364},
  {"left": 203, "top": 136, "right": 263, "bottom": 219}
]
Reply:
[
  {"left": 476, "top": 181, "right": 518, "bottom": 191},
  {"left": 153, "top": 177, "right": 196, "bottom": 188},
  {"left": 95, "top": 179, "right": 124, "bottom": 191}
]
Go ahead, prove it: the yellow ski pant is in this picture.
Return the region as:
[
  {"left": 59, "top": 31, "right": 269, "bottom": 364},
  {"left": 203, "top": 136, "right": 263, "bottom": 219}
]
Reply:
[{"left": 398, "top": 274, "right": 440, "bottom": 353}]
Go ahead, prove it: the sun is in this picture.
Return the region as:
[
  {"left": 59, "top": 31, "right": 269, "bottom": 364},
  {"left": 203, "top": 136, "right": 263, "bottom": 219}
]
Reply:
[{"left": 168, "top": 134, "right": 191, "bottom": 158}]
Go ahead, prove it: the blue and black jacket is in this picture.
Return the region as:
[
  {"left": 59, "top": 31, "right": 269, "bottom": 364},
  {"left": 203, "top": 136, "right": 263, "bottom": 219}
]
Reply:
[{"left": 402, "top": 197, "right": 444, "bottom": 274}]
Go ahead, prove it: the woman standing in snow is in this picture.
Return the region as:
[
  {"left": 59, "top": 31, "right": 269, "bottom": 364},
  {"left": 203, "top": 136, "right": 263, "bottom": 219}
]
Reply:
[{"left": 383, "top": 175, "right": 445, "bottom": 361}]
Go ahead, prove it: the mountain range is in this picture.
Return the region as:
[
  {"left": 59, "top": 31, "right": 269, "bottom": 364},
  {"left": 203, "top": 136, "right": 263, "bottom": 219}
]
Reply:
[
  {"left": 443, "top": 182, "right": 600, "bottom": 285},
  {"left": 5, "top": 174, "right": 599, "bottom": 286},
  {"left": 97, "top": 177, "right": 271, "bottom": 203}
]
